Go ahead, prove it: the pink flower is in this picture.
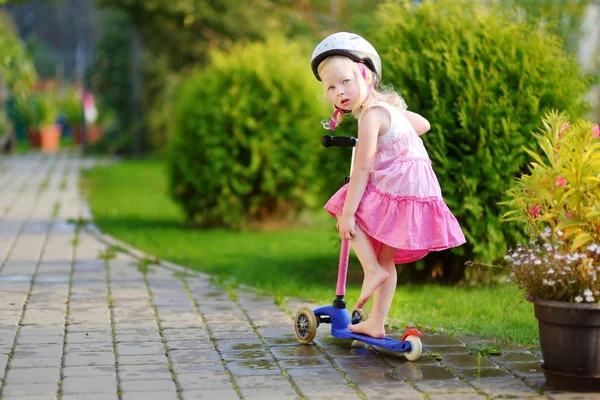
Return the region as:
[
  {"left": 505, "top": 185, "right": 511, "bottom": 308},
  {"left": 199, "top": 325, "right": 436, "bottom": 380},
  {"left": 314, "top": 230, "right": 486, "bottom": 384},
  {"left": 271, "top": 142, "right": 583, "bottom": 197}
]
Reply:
[
  {"left": 558, "top": 123, "right": 570, "bottom": 141},
  {"left": 529, "top": 205, "right": 541, "bottom": 217},
  {"left": 565, "top": 212, "right": 574, "bottom": 219},
  {"left": 555, "top": 176, "right": 566, "bottom": 187},
  {"left": 592, "top": 124, "right": 600, "bottom": 138}
]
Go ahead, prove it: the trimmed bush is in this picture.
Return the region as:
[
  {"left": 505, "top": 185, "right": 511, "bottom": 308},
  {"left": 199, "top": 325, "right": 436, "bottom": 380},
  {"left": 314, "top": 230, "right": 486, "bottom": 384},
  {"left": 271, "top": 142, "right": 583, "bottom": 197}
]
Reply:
[
  {"left": 365, "top": 0, "right": 591, "bottom": 280},
  {"left": 168, "top": 36, "right": 328, "bottom": 228}
]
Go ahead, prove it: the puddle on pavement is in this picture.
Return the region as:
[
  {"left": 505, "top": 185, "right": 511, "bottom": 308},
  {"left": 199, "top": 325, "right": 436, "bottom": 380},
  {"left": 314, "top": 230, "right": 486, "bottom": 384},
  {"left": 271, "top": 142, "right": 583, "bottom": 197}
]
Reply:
[
  {"left": 420, "top": 335, "right": 465, "bottom": 346},
  {"left": 493, "top": 352, "right": 539, "bottom": 363},
  {"left": 423, "top": 345, "right": 467, "bottom": 354},
  {"left": 231, "top": 343, "right": 264, "bottom": 351},
  {"left": 225, "top": 350, "right": 270, "bottom": 360},
  {"left": 459, "top": 367, "right": 509, "bottom": 380},
  {"left": 441, "top": 354, "right": 496, "bottom": 369},
  {"left": 280, "top": 358, "right": 328, "bottom": 368},
  {"left": 273, "top": 345, "right": 322, "bottom": 358},
  {"left": 503, "top": 361, "right": 542, "bottom": 377},
  {"left": 203, "top": 291, "right": 227, "bottom": 297},
  {"left": 266, "top": 337, "right": 298, "bottom": 346},
  {"left": 397, "top": 364, "right": 456, "bottom": 381},
  {"left": 237, "top": 359, "right": 279, "bottom": 371}
]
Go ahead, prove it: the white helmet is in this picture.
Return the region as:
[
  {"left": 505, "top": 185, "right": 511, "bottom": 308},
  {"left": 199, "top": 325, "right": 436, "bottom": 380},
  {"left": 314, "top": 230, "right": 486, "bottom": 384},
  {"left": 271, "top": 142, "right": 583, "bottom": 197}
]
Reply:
[{"left": 311, "top": 32, "right": 382, "bottom": 81}]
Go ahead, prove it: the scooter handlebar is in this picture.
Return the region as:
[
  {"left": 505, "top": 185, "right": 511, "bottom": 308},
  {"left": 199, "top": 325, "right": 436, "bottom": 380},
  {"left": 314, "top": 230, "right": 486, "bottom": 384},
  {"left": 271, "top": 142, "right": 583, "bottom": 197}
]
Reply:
[{"left": 321, "top": 135, "right": 357, "bottom": 148}]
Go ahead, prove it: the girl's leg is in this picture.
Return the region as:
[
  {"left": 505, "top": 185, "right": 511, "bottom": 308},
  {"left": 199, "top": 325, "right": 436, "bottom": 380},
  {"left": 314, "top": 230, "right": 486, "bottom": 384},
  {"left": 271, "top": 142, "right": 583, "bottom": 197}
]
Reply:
[
  {"left": 348, "top": 243, "right": 397, "bottom": 338},
  {"left": 349, "top": 225, "right": 389, "bottom": 309}
]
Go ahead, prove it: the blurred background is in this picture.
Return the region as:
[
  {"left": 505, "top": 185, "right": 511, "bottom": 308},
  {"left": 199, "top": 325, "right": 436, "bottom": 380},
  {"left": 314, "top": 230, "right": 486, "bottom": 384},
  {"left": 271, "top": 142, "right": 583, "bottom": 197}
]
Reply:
[
  {"left": 1, "top": 0, "right": 599, "bottom": 285},
  {"left": 0, "top": 0, "right": 384, "bottom": 156}
]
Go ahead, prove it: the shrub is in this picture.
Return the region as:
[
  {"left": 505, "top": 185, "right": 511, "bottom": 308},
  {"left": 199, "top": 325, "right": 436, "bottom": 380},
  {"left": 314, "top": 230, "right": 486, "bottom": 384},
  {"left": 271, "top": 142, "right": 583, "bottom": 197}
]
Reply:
[
  {"left": 366, "top": 0, "right": 591, "bottom": 281},
  {"left": 168, "top": 36, "right": 328, "bottom": 228}
]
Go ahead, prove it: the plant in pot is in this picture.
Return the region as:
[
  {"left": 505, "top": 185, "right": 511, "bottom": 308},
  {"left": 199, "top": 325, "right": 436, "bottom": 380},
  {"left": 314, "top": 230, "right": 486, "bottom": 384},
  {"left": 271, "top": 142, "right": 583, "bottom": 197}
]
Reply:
[
  {"left": 501, "top": 110, "right": 600, "bottom": 391},
  {"left": 38, "top": 91, "right": 61, "bottom": 153},
  {"left": 59, "top": 89, "right": 83, "bottom": 144},
  {"left": 14, "top": 97, "right": 42, "bottom": 148}
]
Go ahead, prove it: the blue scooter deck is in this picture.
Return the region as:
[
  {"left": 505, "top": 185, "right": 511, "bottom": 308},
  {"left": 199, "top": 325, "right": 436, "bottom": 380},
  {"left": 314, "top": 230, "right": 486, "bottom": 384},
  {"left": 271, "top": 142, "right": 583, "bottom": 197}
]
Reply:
[{"left": 332, "top": 328, "right": 412, "bottom": 352}]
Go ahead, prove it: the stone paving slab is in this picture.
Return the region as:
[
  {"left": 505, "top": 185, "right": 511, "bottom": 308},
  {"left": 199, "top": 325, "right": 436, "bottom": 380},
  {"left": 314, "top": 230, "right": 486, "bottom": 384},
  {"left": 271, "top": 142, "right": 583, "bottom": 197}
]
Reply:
[{"left": 0, "top": 152, "right": 598, "bottom": 399}]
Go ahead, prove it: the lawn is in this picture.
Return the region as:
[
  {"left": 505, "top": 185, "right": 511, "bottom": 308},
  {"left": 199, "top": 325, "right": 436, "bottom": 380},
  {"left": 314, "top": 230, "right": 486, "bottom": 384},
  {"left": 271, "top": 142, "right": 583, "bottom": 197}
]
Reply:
[{"left": 83, "top": 159, "right": 539, "bottom": 347}]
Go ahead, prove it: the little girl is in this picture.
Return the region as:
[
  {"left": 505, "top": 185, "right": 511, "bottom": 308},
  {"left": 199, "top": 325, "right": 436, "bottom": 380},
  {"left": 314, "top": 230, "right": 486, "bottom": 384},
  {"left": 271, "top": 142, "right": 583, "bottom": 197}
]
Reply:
[{"left": 311, "top": 32, "right": 466, "bottom": 338}]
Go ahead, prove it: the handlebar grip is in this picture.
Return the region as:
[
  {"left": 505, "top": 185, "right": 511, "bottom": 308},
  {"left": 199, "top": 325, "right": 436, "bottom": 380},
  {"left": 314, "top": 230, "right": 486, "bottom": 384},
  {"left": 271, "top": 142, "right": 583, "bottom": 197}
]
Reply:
[{"left": 321, "top": 135, "right": 357, "bottom": 148}]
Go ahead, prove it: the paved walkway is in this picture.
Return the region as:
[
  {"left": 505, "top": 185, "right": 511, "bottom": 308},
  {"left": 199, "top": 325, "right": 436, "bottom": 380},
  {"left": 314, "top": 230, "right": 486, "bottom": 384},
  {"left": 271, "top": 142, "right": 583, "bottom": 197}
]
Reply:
[{"left": 0, "top": 152, "right": 597, "bottom": 400}]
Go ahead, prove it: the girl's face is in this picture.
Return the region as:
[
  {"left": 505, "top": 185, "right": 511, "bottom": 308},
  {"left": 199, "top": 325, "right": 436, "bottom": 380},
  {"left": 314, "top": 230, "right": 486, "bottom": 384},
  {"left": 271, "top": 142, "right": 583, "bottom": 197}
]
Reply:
[{"left": 319, "top": 57, "right": 366, "bottom": 112}]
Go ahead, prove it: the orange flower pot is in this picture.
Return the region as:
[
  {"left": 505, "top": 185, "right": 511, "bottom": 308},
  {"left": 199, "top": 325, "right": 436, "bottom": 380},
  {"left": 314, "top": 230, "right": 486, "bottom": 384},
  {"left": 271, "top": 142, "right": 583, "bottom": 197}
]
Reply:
[
  {"left": 28, "top": 127, "right": 41, "bottom": 148},
  {"left": 40, "top": 124, "right": 61, "bottom": 153},
  {"left": 87, "top": 124, "right": 104, "bottom": 145}
]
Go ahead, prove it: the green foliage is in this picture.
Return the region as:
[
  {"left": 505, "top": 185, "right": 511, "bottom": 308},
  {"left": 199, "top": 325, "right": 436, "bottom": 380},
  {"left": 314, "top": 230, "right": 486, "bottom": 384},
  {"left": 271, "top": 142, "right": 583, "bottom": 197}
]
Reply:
[
  {"left": 506, "top": 0, "right": 592, "bottom": 53},
  {"left": 313, "top": 117, "right": 358, "bottom": 204},
  {"left": 368, "top": 0, "right": 591, "bottom": 276},
  {"left": 168, "top": 36, "right": 328, "bottom": 228},
  {"left": 501, "top": 111, "right": 600, "bottom": 251},
  {"left": 23, "top": 33, "right": 59, "bottom": 79},
  {"left": 467, "top": 343, "right": 502, "bottom": 357},
  {"left": 59, "top": 89, "right": 83, "bottom": 127},
  {"left": 36, "top": 91, "right": 59, "bottom": 126},
  {"left": 92, "top": 0, "right": 383, "bottom": 151},
  {"left": 89, "top": 9, "right": 132, "bottom": 139},
  {"left": 12, "top": 96, "right": 42, "bottom": 128},
  {"left": 0, "top": 12, "right": 37, "bottom": 98}
]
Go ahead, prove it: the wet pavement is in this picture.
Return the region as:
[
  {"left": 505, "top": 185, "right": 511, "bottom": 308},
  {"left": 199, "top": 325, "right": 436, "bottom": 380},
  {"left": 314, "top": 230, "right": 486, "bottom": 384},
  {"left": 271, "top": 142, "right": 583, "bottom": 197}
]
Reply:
[{"left": 0, "top": 152, "right": 598, "bottom": 399}]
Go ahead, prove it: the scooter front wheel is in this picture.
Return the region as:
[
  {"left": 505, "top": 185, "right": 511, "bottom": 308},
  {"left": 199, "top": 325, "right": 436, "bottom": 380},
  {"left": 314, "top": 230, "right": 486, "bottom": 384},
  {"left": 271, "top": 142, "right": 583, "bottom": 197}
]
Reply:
[
  {"left": 350, "top": 307, "right": 369, "bottom": 324},
  {"left": 294, "top": 307, "right": 318, "bottom": 344},
  {"left": 404, "top": 335, "right": 423, "bottom": 361}
]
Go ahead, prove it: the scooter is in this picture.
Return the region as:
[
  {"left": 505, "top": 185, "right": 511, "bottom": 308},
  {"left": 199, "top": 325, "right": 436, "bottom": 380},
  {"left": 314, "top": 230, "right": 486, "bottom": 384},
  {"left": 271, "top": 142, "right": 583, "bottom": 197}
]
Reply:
[{"left": 293, "top": 134, "right": 423, "bottom": 361}]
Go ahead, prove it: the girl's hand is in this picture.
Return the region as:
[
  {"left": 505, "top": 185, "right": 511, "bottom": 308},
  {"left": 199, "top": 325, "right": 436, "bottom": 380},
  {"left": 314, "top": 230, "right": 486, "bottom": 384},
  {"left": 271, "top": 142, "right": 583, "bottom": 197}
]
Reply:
[{"left": 337, "top": 214, "right": 356, "bottom": 240}]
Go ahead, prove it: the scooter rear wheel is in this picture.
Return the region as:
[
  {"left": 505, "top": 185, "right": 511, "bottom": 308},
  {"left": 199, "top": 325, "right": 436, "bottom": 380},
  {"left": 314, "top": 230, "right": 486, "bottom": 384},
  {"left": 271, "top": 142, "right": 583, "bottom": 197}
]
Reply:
[
  {"left": 294, "top": 307, "right": 318, "bottom": 344},
  {"left": 404, "top": 335, "right": 423, "bottom": 361},
  {"left": 350, "top": 307, "right": 369, "bottom": 324}
]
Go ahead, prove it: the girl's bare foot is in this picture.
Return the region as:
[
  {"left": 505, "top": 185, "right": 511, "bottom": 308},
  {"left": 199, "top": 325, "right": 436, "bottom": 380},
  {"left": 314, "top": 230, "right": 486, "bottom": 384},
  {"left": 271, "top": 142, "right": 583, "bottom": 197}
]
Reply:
[
  {"left": 347, "top": 320, "right": 385, "bottom": 338},
  {"left": 357, "top": 269, "right": 389, "bottom": 308}
]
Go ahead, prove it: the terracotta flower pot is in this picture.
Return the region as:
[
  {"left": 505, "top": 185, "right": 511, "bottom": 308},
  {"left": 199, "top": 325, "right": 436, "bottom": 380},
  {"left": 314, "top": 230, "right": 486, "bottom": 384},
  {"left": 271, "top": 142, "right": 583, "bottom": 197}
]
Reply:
[
  {"left": 87, "top": 124, "right": 104, "bottom": 145},
  {"left": 40, "top": 124, "right": 61, "bottom": 153},
  {"left": 73, "top": 127, "right": 82, "bottom": 144},
  {"left": 28, "top": 127, "right": 41, "bottom": 148},
  {"left": 533, "top": 298, "right": 600, "bottom": 391}
]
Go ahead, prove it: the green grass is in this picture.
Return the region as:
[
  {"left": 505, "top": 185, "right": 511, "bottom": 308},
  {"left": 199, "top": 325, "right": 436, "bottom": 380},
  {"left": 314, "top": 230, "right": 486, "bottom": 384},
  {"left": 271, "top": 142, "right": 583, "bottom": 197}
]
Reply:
[{"left": 83, "top": 159, "right": 539, "bottom": 347}]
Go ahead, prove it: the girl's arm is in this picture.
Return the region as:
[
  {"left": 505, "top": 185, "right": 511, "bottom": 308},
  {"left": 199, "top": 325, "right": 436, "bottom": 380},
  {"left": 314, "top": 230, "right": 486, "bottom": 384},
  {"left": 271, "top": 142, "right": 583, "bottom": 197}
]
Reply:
[
  {"left": 403, "top": 111, "right": 430, "bottom": 135},
  {"left": 337, "top": 107, "right": 386, "bottom": 240}
]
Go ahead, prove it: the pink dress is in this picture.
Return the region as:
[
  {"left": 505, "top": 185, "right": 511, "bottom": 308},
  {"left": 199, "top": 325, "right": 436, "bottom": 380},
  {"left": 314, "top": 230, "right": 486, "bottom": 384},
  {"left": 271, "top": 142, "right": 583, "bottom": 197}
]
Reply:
[{"left": 324, "top": 103, "right": 466, "bottom": 264}]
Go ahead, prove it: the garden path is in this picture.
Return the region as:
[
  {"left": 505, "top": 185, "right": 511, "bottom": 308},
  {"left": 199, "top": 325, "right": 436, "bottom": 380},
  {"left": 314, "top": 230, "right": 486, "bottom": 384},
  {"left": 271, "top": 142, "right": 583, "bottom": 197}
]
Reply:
[{"left": 0, "top": 152, "right": 595, "bottom": 399}]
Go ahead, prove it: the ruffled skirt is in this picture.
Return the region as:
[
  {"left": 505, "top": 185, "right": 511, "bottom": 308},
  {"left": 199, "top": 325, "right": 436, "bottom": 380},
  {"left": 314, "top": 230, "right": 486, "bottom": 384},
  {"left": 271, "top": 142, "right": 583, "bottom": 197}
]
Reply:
[{"left": 324, "top": 183, "right": 466, "bottom": 264}]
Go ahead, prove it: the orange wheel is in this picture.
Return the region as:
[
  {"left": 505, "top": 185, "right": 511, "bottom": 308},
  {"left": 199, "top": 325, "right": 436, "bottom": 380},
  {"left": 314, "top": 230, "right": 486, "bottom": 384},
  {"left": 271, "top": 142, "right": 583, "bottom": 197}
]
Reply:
[{"left": 294, "top": 307, "right": 317, "bottom": 344}]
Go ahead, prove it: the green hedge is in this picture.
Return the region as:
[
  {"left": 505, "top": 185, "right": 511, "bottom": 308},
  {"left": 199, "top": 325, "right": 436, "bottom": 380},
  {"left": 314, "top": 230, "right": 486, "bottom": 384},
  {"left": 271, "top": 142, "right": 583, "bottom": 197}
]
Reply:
[
  {"left": 168, "top": 36, "right": 328, "bottom": 228},
  {"left": 366, "top": 0, "right": 591, "bottom": 280}
]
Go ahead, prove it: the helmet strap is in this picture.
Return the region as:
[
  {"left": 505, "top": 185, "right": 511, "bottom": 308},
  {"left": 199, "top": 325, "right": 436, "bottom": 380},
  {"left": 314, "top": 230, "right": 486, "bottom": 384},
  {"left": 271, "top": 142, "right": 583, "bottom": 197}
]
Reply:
[
  {"left": 328, "top": 108, "right": 345, "bottom": 130},
  {"left": 325, "top": 63, "right": 373, "bottom": 131}
]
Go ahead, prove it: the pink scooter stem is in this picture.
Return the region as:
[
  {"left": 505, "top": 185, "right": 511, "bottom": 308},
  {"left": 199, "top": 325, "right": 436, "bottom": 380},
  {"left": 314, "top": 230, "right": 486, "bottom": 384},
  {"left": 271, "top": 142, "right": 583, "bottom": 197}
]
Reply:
[
  {"left": 335, "top": 144, "right": 357, "bottom": 299},
  {"left": 336, "top": 239, "right": 350, "bottom": 296}
]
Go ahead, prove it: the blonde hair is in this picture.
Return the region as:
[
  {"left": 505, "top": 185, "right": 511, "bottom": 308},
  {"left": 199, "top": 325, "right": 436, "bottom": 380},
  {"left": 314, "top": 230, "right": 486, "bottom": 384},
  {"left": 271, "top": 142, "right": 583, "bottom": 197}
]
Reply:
[{"left": 317, "top": 56, "right": 407, "bottom": 128}]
